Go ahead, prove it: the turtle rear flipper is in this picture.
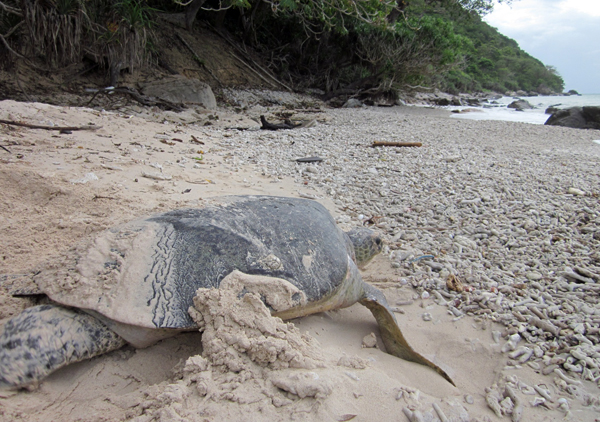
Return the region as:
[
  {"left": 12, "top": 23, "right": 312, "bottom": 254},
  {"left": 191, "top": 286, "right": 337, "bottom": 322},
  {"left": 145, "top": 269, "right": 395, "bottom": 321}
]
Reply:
[
  {"left": 0, "top": 304, "right": 126, "bottom": 389},
  {"left": 359, "top": 285, "right": 456, "bottom": 387}
]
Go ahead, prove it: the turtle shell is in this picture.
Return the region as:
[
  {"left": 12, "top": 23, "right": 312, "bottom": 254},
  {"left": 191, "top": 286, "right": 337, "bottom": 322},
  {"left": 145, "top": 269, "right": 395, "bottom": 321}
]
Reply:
[{"left": 34, "top": 196, "right": 352, "bottom": 331}]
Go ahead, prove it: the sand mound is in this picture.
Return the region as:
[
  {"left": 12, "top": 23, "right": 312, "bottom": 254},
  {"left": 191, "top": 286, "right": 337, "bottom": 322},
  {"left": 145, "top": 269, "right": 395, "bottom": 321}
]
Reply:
[{"left": 133, "top": 271, "right": 333, "bottom": 421}]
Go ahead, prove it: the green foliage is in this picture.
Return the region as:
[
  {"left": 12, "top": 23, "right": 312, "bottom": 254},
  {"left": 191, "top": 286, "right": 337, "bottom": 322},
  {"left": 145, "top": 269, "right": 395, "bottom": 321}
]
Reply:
[
  {"left": 115, "top": 0, "right": 157, "bottom": 29},
  {"left": 2, "top": 0, "right": 561, "bottom": 95},
  {"left": 453, "top": 14, "right": 563, "bottom": 92},
  {"left": 217, "top": 0, "right": 560, "bottom": 95},
  {"left": 401, "top": 0, "right": 563, "bottom": 93}
]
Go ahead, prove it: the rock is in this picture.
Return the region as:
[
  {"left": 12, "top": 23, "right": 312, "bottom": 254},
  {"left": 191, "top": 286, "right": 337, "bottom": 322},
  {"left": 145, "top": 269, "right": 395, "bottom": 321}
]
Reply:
[
  {"left": 141, "top": 76, "right": 217, "bottom": 109},
  {"left": 362, "top": 90, "right": 397, "bottom": 107},
  {"left": 567, "top": 187, "right": 585, "bottom": 196},
  {"left": 433, "top": 97, "right": 451, "bottom": 106},
  {"left": 452, "top": 108, "right": 483, "bottom": 114},
  {"left": 565, "top": 89, "right": 581, "bottom": 96},
  {"left": 544, "top": 106, "right": 600, "bottom": 130},
  {"left": 464, "top": 98, "right": 481, "bottom": 106},
  {"left": 525, "top": 271, "right": 543, "bottom": 281},
  {"left": 343, "top": 98, "right": 363, "bottom": 108},
  {"left": 515, "top": 90, "right": 528, "bottom": 97},
  {"left": 507, "top": 99, "right": 534, "bottom": 110},
  {"left": 537, "top": 84, "right": 556, "bottom": 96},
  {"left": 545, "top": 106, "right": 560, "bottom": 115}
]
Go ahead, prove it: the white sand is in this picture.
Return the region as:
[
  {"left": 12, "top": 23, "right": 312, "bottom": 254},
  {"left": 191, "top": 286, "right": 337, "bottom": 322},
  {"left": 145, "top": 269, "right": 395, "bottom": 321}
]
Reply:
[{"left": 1, "top": 99, "right": 600, "bottom": 421}]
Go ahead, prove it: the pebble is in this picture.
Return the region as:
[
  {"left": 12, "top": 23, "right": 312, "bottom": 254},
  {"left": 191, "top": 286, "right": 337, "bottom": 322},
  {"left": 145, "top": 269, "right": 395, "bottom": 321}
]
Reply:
[
  {"left": 361, "top": 333, "right": 377, "bottom": 348},
  {"left": 567, "top": 187, "right": 585, "bottom": 196},
  {"left": 209, "top": 100, "right": 600, "bottom": 416},
  {"left": 70, "top": 172, "right": 98, "bottom": 184}
]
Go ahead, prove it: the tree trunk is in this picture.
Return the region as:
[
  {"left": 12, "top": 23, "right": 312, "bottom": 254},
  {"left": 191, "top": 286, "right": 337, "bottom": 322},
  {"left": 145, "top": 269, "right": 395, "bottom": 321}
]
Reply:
[
  {"left": 185, "top": 0, "right": 208, "bottom": 30},
  {"left": 387, "top": 0, "right": 408, "bottom": 23}
]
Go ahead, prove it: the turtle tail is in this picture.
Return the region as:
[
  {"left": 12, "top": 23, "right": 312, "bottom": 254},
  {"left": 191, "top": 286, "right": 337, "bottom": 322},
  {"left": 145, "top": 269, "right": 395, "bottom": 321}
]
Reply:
[
  {"left": 0, "top": 304, "right": 126, "bottom": 389},
  {"left": 359, "top": 285, "right": 456, "bottom": 387}
]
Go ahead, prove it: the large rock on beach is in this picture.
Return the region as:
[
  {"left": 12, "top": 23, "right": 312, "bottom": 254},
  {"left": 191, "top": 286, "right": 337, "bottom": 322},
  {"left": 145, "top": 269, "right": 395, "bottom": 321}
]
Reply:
[
  {"left": 544, "top": 106, "right": 600, "bottom": 129},
  {"left": 537, "top": 84, "right": 556, "bottom": 96},
  {"left": 141, "top": 76, "right": 217, "bottom": 109},
  {"left": 507, "top": 99, "right": 534, "bottom": 110}
]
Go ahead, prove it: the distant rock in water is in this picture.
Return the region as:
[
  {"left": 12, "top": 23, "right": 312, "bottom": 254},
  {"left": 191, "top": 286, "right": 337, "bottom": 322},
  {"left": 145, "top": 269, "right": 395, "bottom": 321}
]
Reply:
[
  {"left": 508, "top": 99, "right": 534, "bottom": 111},
  {"left": 565, "top": 90, "right": 581, "bottom": 96},
  {"left": 545, "top": 106, "right": 600, "bottom": 129}
]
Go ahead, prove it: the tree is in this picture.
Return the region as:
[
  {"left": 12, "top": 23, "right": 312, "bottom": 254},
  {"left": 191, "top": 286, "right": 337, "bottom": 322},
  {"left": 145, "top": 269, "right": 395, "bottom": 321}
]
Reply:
[{"left": 179, "top": 0, "right": 515, "bottom": 34}]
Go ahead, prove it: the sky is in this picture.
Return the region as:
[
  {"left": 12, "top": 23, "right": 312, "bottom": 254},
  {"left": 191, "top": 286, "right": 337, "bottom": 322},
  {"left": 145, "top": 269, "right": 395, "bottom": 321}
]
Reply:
[{"left": 484, "top": 0, "right": 600, "bottom": 94}]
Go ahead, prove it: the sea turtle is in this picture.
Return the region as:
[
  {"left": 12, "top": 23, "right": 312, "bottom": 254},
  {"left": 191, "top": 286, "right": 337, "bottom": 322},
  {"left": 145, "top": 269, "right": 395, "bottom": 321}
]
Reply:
[{"left": 0, "top": 195, "right": 454, "bottom": 388}]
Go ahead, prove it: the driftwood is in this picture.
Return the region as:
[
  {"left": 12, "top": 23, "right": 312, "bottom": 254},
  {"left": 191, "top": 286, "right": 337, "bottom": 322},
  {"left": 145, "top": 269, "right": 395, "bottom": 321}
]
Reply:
[
  {"left": 175, "top": 33, "right": 223, "bottom": 86},
  {"left": 372, "top": 141, "right": 422, "bottom": 147},
  {"left": 295, "top": 156, "right": 323, "bottom": 162},
  {"left": 190, "top": 135, "right": 205, "bottom": 145},
  {"left": 0, "top": 119, "right": 101, "bottom": 131},
  {"left": 85, "top": 86, "right": 184, "bottom": 111},
  {"left": 208, "top": 24, "right": 292, "bottom": 92},
  {"left": 260, "top": 115, "right": 302, "bottom": 130}
]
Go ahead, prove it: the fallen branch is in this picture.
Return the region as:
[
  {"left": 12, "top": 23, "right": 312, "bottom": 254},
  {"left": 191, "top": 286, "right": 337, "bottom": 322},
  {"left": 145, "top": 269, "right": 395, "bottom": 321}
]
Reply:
[
  {"left": 227, "top": 50, "right": 280, "bottom": 90},
  {"left": 190, "top": 135, "right": 205, "bottom": 144},
  {"left": 260, "top": 115, "right": 301, "bottom": 130},
  {"left": 85, "top": 86, "right": 184, "bottom": 111},
  {"left": 0, "top": 119, "right": 101, "bottom": 131},
  {"left": 92, "top": 195, "right": 117, "bottom": 201},
  {"left": 175, "top": 33, "right": 223, "bottom": 86},
  {"left": 372, "top": 141, "right": 422, "bottom": 147},
  {"left": 209, "top": 24, "right": 292, "bottom": 92},
  {"left": 403, "top": 84, "right": 434, "bottom": 91}
]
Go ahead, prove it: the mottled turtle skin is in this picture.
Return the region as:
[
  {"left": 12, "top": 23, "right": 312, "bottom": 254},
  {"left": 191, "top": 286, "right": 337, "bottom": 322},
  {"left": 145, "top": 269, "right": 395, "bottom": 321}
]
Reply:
[{"left": 0, "top": 195, "right": 454, "bottom": 388}]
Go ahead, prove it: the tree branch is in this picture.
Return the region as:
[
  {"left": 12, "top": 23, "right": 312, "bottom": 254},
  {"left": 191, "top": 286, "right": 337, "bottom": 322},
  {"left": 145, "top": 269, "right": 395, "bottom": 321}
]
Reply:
[{"left": 0, "top": 0, "right": 22, "bottom": 16}]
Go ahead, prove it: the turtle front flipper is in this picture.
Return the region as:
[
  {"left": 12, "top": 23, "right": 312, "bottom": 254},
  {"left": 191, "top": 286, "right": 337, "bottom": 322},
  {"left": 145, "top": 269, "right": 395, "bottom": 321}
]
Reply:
[
  {"left": 0, "top": 304, "right": 126, "bottom": 389},
  {"left": 359, "top": 285, "right": 456, "bottom": 387}
]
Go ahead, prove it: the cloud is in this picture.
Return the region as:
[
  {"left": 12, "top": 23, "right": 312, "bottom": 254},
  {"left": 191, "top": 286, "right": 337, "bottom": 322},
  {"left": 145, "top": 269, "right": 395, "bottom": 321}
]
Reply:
[
  {"left": 485, "top": 0, "right": 600, "bottom": 93},
  {"left": 566, "top": 0, "right": 600, "bottom": 16}
]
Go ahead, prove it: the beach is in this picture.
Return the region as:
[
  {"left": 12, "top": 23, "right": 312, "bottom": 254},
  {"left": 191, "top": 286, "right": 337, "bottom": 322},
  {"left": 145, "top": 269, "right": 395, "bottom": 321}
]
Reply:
[{"left": 1, "top": 94, "right": 600, "bottom": 422}]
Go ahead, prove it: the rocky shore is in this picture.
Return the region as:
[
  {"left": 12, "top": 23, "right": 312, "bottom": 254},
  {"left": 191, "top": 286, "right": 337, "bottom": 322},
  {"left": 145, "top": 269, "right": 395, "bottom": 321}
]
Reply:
[{"left": 1, "top": 93, "right": 600, "bottom": 421}]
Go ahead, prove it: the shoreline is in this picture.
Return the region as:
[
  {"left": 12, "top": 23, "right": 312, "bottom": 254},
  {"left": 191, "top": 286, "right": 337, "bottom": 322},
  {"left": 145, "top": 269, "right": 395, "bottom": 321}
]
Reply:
[{"left": 1, "top": 98, "right": 600, "bottom": 421}]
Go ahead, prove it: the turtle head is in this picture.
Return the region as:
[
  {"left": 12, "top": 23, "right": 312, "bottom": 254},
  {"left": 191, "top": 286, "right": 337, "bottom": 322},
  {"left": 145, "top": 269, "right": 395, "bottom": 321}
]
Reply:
[{"left": 345, "top": 228, "right": 383, "bottom": 268}]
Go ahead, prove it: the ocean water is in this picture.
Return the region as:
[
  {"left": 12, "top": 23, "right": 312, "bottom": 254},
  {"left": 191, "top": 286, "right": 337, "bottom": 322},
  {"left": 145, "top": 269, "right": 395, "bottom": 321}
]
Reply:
[{"left": 449, "top": 94, "right": 600, "bottom": 125}]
